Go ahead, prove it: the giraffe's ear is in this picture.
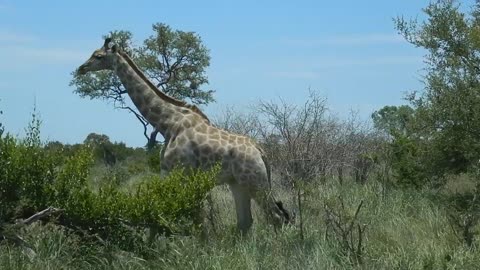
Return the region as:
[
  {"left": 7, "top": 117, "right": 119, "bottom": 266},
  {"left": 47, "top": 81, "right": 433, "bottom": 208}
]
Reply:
[{"left": 103, "top": 38, "right": 112, "bottom": 48}]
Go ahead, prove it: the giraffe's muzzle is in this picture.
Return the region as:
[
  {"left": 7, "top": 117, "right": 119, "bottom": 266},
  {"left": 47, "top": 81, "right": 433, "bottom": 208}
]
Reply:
[{"left": 77, "top": 64, "right": 88, "bottom": 75}]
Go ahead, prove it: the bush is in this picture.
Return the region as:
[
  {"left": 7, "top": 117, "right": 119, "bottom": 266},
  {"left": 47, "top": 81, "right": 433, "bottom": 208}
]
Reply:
[
  {"left": 0, "top": 133, "right": 20, "bottom": 220},
  {"left": 0, "top": 112, "right": 60, "bottom": 221},
  {"left": 147, "top": 143, "right": 163, "bottom": 173},
  {"left": 389, "top": 135, "right": 427, "bottom": 188},
  {"left": 54, "top": 154, "right": 218, "bottom": 249},
  {"left": 129, "top": 166, "right": 219, "bottom": 233},
  {"left": 1, "top": 111, "right": 218, "bottom": 252}
]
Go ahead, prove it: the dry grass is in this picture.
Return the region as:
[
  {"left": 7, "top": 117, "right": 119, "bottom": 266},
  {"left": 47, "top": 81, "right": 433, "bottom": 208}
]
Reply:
[{"left": 2, "top": 176, "right": 480, "bottom": 270}]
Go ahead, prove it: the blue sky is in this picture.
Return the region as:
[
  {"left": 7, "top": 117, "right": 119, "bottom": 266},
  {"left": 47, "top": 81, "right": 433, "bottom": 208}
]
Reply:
[{"left": 0, "top": 0, "right": 474, "bottom": 146}]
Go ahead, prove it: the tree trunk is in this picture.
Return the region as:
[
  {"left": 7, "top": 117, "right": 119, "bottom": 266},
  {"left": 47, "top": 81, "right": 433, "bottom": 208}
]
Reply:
[{"left": 147, "top": 130, "right": 159, "bottom": 150}]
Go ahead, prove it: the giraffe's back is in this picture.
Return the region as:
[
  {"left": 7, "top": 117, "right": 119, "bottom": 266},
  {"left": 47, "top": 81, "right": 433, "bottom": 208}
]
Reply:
[{"left": 162, "top": 123, "right": 269, "bottom": 188}]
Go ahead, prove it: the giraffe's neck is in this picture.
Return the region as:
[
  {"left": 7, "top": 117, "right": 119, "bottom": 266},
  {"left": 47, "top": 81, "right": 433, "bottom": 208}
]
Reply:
[{"left": 113, "top": 52, "right": 187, "bottom": 140}]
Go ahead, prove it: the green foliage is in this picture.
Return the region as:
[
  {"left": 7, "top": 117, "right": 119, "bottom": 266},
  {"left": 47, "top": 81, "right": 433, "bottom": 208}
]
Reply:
[
  {"left": 372, "top": 1, "right": 480, "bottom": 187},
  {"left": 84, "top": 132, "right": 110, "bottom": 147},
  {"left": 4, "top": 179, "right": 480, "bottom": 269},
  {"left": 0, "top": 134, "right": 19, "bottom": 220},
  {"left": 130, "top": 166, "right": 218, "bottom": 232},
  {"left": 4, "top": 106, "right": 480, "bottom": 269},
  {"left": 0, "top": 111, "right": 60, "bottom": 220},
  {"left": 139, "top": 23, "right": 214, "bottom": 104},
  {"left": 108, "top": 141, "right": 145, "bottom": 163},
  {"left": 1, "top": 111, "right": 218, "bottom": 252},
  {"left": 372, "top": 105, "right": 428, "bottom": 187},
  {"left": 389, "top": 135, "right": 428, "bottom": 187},
  {"left": 53, "top": 147, "right": 94, "bottom": 219},
  {"left": 48, "top": 140, "right": 218, "bottom": 248},
  {"left": 396, "top": 0, "right": 480, "bottom": 173},
  {"left": 372, "top": 105, "right": 416, "bottom": 138},
  {"left": 15, "top": 112, "right": 56, "bottom": 214},
  {"left": 83, "top": 132, "right": 148, "bottom": 166},
  {"left": 146, "top": 143, "right": 163, "bottom": 173},
  {"left": 54, "top": 157, "right": 218, "bottom": 249}
]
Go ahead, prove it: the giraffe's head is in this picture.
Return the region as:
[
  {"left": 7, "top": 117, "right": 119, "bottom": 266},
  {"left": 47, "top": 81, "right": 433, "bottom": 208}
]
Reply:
[
  {"left": 77, "top": 38, "right": 118, "bottom": 75},
  {"left": 275, "top": 200, "right": 295, "bottom": 225}
]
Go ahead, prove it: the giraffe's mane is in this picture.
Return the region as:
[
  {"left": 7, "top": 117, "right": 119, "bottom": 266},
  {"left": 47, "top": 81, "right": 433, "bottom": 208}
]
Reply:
[{"left": 118, "top": 50, "right": 210, "bottom": 123}]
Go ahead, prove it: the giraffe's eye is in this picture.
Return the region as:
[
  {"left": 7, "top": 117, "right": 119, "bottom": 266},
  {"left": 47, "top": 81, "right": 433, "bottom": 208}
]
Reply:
[{"left": 94, "top": 55, "right": 103, "bottom": 60}]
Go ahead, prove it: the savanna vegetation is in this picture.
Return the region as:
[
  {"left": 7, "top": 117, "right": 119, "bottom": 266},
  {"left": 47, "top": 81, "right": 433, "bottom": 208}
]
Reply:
[{"left": 2, "top": 0, "right": 480, "bottom": 269}]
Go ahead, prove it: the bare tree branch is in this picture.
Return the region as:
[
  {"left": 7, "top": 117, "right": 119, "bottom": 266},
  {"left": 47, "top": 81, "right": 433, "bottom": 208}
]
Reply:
[{"left": 120, "top": 105, "right": 151, "bottom": 142}]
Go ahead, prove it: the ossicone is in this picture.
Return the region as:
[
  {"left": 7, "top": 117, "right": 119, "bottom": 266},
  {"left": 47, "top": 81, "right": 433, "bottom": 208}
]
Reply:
[{"left": 103, "top": 37, "right": 112, "bottom": 48}]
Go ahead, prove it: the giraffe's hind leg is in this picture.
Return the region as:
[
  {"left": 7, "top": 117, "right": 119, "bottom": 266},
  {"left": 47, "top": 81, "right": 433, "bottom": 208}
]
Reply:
[{"left": 229, "top": 183, "right": 253, "bottom": 234}]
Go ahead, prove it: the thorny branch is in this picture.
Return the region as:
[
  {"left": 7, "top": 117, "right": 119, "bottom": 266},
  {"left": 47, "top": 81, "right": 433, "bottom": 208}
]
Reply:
[{"left": 324, "top": 199, "right": 367, "bottom": 265}]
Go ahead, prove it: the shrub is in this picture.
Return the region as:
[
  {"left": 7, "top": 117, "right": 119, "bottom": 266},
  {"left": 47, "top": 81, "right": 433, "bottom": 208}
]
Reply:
[
  {"left": 1, "top": 110, "right": 218, "bottom": 253},
  {"left": 389, "top": 135, "right": 427, "bottom": 188},
  {"left": 0, "top": 112, "right": 60, "bottom": 221},
  {"left": 0, "top": 134, "right": 20, "bottom": 221},
  {"left": 53, "top": 158, "right": 218, "bottom": 249},
  {"left": 147, "top": 143, "right": 163, "bottom": 173},
  {"left": 129, "top": 165, "right": 219, "bottom": 234}
]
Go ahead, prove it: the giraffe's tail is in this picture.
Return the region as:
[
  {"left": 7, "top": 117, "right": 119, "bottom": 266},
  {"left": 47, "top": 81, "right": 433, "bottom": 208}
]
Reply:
[
  {"left": 258, "top": 147, "right": 294, "bottom": 226},
  {"left": 260, "top": 150, "right": 272, "bottom": 190}
]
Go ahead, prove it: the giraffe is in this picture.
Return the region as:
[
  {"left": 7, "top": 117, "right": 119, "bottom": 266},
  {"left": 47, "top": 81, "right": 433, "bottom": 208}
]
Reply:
[{"left": 77, "top": 38, "right": 292, "bottom": 233}]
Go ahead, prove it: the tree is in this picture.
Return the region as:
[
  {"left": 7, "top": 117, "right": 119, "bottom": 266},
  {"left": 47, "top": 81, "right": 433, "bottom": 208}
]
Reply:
[
  {"left": 387, "top": 0, "right": 480, "bottom": 182},
  {"left": 84, "top": 133, "right": 111, "bottom": 147},
  {"left": 257, "top": 91, "right": 330, "bottom": 183},
  {"left": 372, "top": 105, "right": 415, "bottom": 138},
  {"left": 214, "top": 107, "right": 263, "bottom": 139},
  {"left": 70, "top": 23, "right": 215, "bottom": 149},
  {"left": 372, "top": 105, "right": 426, "bottom": 187}
]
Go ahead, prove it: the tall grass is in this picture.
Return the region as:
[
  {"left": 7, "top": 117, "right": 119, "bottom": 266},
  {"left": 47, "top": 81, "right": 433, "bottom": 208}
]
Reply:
[{"left": 2, "top": 177, "right": 479, "bottom": 270}]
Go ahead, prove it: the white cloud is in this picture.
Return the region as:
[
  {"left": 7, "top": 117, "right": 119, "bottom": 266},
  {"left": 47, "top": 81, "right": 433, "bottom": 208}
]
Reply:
[
  {"left": 15, "top": 47, "right": 88, "bottom": 63},
  {"left": 315, "top": 55, "right": 423, "bottom": 68},
  {"left": 0, "top": 30, "right": 36, "bottom": 43},
  {"left": 0, "top": 46, "right": 89, "bottom": 71},
  {"left": 0, "top": 29, "right": 89, "bottom": 69},
  {"left": 267, "top": 71, "right": 320, "bottom": 79},
  {"left": 283, "top": 33, "right": 405, "bottom": 47},
  {"left": 267, "top": 55, "right": 423, "bottom": 79}
]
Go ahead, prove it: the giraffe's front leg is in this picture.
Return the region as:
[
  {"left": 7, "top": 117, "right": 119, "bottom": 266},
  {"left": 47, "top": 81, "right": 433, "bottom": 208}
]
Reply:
[{"left": 229, "top": 183, "right": 253, "bottom": 234}]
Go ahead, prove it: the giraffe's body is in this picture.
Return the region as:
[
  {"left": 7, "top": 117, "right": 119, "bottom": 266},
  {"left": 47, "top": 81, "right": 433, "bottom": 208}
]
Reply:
[{"left": 77, "top": 39, "right": 290, "bottom": 232}]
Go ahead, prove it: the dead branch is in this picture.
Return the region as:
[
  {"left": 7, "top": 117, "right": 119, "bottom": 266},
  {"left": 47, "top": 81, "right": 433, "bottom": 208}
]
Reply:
[
  {"left": 324, "top": 199, "right": 366, "bottom": 265},
  {"left": 17, "top": 207, "right": 64, "bottom": 226}
]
